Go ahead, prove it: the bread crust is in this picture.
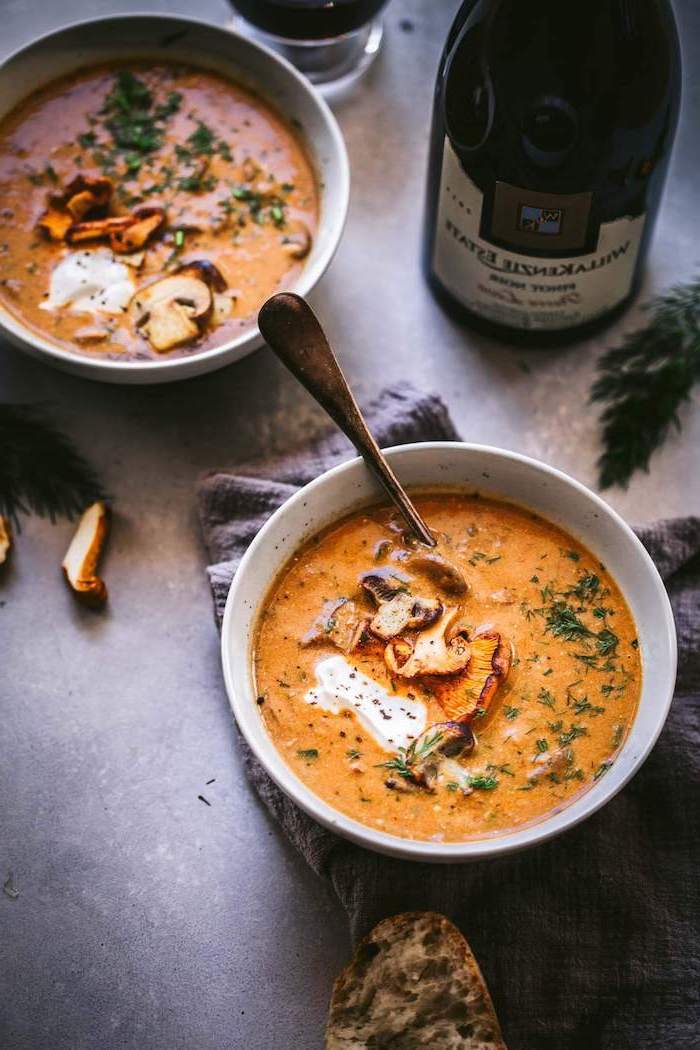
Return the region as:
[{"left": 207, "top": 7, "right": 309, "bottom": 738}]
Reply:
[{"left": 326, "top": 912, "right": 507, "bottom": 1049}]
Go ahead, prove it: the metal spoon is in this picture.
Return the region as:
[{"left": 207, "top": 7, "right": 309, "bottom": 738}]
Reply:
[{"left": 258, "top": 293, "right": 436, "bottom": 548}]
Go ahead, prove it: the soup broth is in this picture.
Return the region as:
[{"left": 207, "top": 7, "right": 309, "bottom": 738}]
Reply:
[{"left": 254, "top": 492, "right": 642, "bottom": 843}]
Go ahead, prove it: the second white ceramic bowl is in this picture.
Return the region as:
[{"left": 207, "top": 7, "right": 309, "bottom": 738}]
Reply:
[
  {"left": 221, "top": 443, "right": 677, "bottom": 862},
  {"left": 0, "top": 15, "right": 349, "bottom": 383}
]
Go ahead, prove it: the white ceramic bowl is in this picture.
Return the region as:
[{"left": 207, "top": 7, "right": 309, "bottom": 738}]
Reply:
[
  {"left": 0, "top": 15, "right": 349, "bottom": 384},
  {"left": 222, "top": 443, "right": 677, "bottom": 862}
]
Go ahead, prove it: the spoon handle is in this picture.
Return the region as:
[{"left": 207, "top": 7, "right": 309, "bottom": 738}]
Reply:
[{"left": 258, "top": 293, "right": 436, "bottom": 548}]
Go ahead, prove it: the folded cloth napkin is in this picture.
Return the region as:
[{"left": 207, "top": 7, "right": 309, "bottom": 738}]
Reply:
[{"left": 198, "top": 384, "right": 699, "bottom": 1050}]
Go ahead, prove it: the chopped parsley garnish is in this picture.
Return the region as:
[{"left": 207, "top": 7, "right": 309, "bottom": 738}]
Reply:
[
  {"left": 503, "top": 705, "right": 520, "bottom": 721},
  {"left": 297, "top": 748, "right": 319, "bottom": 761},
  {"left": 536, "top": 738, "right": 549, "bottom": 753},
  {"left": 187, "top": 120, "right": 216, "bottom": 155}
]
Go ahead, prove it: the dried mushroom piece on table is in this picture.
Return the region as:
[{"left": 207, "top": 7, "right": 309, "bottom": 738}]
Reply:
[{"left": 62, "top": 501, "right": 110, "bottom": 607}]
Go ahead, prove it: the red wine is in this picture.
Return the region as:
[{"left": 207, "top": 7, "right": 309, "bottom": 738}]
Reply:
[
  {"left": 423, "top": 0, "right": 682, "bottom": 343},
  {"left": 230, "top": 0, "right": 387, "bottom": 40}
]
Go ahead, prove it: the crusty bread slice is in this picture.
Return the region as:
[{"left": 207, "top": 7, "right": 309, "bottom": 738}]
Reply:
[{"left": 325, "top": 912, "right": 507, "bottom": 1050}]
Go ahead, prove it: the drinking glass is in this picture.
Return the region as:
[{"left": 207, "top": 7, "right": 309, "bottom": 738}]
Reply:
[{"left": 227, "top": 0, "right": 390, "bottom": 88}]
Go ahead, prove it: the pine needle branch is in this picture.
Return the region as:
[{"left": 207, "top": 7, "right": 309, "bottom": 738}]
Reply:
[
  {"left": 0, "top": 404, "right": 107, "bottom": 527},
  {"left": 591, "top": 278, "right": 700, "bottom": 489}
]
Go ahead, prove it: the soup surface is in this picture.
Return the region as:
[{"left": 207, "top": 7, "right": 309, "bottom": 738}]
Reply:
[
  {"left": 254, "top": 493, "right": 642, "bottom": 842},
  {"left": 0, "top": 63, "right": 318, "bottom": 359}
]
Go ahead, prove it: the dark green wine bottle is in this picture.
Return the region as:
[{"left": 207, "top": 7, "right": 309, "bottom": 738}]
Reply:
[{"left": 423, "top": 0, "right": 682, "bottom": 343}]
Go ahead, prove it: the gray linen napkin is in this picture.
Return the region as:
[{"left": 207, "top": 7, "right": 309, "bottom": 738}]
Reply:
[{"left": 198, "top": 384, "right": 699, "bottom": 1050}]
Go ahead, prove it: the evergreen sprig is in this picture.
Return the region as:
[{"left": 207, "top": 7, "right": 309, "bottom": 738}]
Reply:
[
  {"left": 591, "top": 278, "right": 700, "bottom": 489},
  {"left": 0, "top": 404, "right": 106, "bottom": 527}
]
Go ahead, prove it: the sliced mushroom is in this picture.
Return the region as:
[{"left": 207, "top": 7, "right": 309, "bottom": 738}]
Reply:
[
  {"left": 178, "top": 259, "right": 227, "bottom": 292},
  {"left": 212, "top": 292, "right": 234, "bottom": 325},
  {"left": 303, "top": 598, "right": 367, "bottom": 654},
  {"left": 144, "top": 301, "right": 199, "bottom": 352},
  {"left": 528, "top": 746, "right": 572, "bottom": 785},
  {"left": 361, "top": 567, "right": 411, "bottom": 605},
  {"left": 66, "top": 215, "right": 135, "bottom": 244},
  {"left": 38, "top": 205, "right": 74, "bottom": 241},
  {"left": 121, "top": 250, "right": 146, "bottom": 269},
  {"left": 39, "top": 175, "right": 113, "bottom": 239},
  {"left": 0, "top": 514, "right": 12, "bottom": 565},
  {"left": 360, "top": 568, "right": 441, "bottom": 641},
  {"left": 281, "top": 221, "right": 312, "bottom": 260},
  {"left": 109, "top": 207, "right": 166, "bottom": 253},
  {"left": 128, "top": 272, "right": 213, "bottom": 351},
  {"left": 64, "top": 174, "right": 112, "bottom": 213},
  {"left": 407, "top": 552, "right": 468, "bottom": 596},
  {"left": 439, "top": 626, "right": 510, "bottom": 722},
  {"left": 62, "top": 501, "right": 109, "bottom": 607},
  {"left": 74, "top": 325, "right": 109, "bottom": 345},
  {"left": 385, "top": 606, "right": 471, "bottom": 678},
  {"left": 393, "top": 721, "right": 475, "bottom": 790}
]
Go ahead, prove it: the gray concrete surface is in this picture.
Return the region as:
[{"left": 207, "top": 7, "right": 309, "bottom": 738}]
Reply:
[{"left": 1, "top": 1, "right": 698, "bottom": 1047}]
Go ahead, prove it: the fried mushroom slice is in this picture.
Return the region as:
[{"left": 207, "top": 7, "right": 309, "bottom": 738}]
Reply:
[
  {"left": 302, "top": 598, "right": 367, "bottom": 654},
  {"left": 38, "top": 175, "right": 114, "bottom": 239},
  {"left": 360, "top": 568, "right": 442, "bottom": 641},
  {"left": 439, "top": 622, "right": 511, "bottom": 722},
  {"left": 385, "top": 606, "right": 470, "bottom": 678},
  {"left": 384, "top": 721, "right": 475, "bottom": 790},
  {"left": 128, "top": 273, "right": 212, "bottom": 352},
  {"left": 178, "top": 260, "right": 227, "bottom": 292},
  {"left": 66, "top": 215, "right": 135, "bottom": 244},
  {"left": 109, "top": 207, "right": 165, "bottom": 253},
  {"left": 406, "top": 552, "right": 468, "bottom": 596}
]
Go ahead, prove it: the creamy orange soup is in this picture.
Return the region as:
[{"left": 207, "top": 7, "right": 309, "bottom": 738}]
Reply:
[
  {"left": 0, "top": 64, "right": 318, "bottom": 359},
  {"left": 254, "top": 493, "right": 641, "bottom": 842}
]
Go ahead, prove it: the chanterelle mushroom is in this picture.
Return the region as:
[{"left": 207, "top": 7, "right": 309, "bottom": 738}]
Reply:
[
  {"left": 439, "top": 622, "right": 511, "bottom": 722},
  {"left": 128, "top": 273, "right": 212, "bottom": 352},
  {"left": 385, "top": 606, "right": 470, "bottom": 678},
  {"left": 361, "top": 568, "right": 442, "bottom": 641},
  {"left": 62, "top": 501, "right": 109, "bottom": 607}
]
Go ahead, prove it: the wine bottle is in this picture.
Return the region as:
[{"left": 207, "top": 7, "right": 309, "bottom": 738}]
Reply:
[{"left": 423, "top": 0, "right": 682, "bottom": 343}]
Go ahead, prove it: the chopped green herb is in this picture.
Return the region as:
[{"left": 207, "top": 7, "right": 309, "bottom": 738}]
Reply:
[
  {"left": 503, "top": 705, "right": 520, "bottom": 721},
  {"left": 558, "top": 723, "right": 588, "bottom": 746},
  {"left": 537, "top": 688, "right": 556, "bottom": 710},
  {"left": 594, "top": 760, "right": 613, "bottom": 780},
  {"left": 297, "top": 748, "right": 319, "bottom": 761},
  {"left": 468, "top": 775, "right": 499, "bottom": 791},
  {"left": 536, "top": 738, "right": 549, "bottom": 753}
]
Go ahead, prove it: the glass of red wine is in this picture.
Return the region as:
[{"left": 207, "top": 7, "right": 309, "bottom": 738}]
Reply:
[{"left": 228, "top": 0, "right": 391, "bottom": 88}]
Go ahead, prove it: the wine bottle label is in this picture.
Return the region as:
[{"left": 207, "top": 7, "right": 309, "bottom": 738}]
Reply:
[{"left": 433, "top": 140, "right": 646, "bottom": 331}]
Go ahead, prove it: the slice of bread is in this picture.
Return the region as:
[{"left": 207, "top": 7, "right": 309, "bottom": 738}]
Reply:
[{"left": 325, "top": 912, "right": 507, "bottom": 1050}]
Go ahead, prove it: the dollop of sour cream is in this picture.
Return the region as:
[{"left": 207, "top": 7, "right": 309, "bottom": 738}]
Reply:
[
  {"left": 41, "top": 248, "right": 134, "bottom": 315},
  {"left": 304, "top": 655, "right": 426, "bottom": 752}
]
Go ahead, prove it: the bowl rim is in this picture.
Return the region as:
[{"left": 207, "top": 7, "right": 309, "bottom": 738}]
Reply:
[
  {"left": 221, "top": 441, "right": 678, "bottom": 863},
  {"left": 0, "top": 12, "right": 350, "bottom": 379}
]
